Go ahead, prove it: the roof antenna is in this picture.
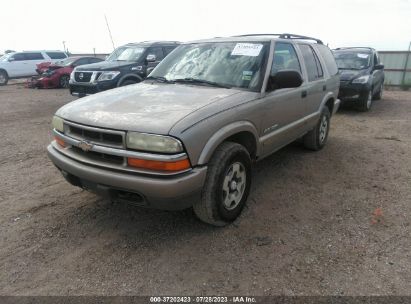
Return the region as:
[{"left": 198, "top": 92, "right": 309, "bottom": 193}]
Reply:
[{"left": 104, "top": 14, "right": 116, "bottom": 50}]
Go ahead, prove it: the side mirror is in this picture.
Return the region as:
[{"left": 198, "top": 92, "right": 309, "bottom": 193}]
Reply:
[
  {"left": 267, "top": 70, "right": 303, "bottom": 91},
  {"left": 374, "top": 63, "right": 384, "bottom": 70},
  {"left": 8, "top": 57, "right": 15, "bottom": 62},
  {"left": 146, "top": 54, "right": 156, "bottom": 62}
]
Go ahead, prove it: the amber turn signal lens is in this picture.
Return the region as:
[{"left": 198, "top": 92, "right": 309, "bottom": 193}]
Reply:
[
  {"left": 55, "top": 136, "right": 65, "bottom": 147},
  {"left": 127, "top": 157, "right": 190, "bottom": 172}
]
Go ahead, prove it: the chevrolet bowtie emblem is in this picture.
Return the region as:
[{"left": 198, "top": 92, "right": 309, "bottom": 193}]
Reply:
[{"left": 78, "top": 140, "right": 93, "bottom": 152}]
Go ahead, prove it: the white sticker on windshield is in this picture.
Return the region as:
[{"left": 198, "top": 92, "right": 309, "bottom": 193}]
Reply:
[
  {"left": 357, "top": 53, "right": 369, "bottom": 58},
  {"left": 231, "top": 43, "right": 263, "bottom": 57}
]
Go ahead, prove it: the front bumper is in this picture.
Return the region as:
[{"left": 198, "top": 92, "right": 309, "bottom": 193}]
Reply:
[
  {"left": 47, "top": 144, "right": 207, "bottom": 210},
  {"left": 338, "top": 82, "right": 370, "bottom": 101},
  {"left": 69, "top": 80, "right": 116, "bottom": 96}
]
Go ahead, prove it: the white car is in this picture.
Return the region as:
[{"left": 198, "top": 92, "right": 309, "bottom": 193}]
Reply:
[{"left": 0, "top": 50, "right": 68, "bottom": 85}]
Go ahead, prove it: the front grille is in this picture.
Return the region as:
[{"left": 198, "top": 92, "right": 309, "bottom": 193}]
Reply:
[
  {"left": 71, "top": 146, "right": 124, "bottom": 165},
  {"left": 64, "top": 122, "right": 126, "bottom": 167},
  {"left": 74, "top": 72, "right": 93, "bottom": 82},
  {"left": 66, "top": 123, "right": 124, "bottom": 148}
]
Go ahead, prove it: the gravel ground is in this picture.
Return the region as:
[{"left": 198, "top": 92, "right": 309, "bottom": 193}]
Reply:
[{"left": 0, "top": 84, "right": 410, "bottom": 296}]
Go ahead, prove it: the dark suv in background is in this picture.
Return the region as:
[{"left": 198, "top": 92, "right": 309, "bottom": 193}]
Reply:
[
  {"left": 333, "top": 47, "right": 384, "bottom": 111},
  {"left": 69, "top": 41, "right": 179, "bottom": 96}
]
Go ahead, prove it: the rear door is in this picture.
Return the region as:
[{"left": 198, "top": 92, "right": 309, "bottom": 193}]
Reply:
[
  {"left": 260, "top": 42, "right": 307, "bottom": 155},
  {"left": 297, "top": 44, "right": 326, "bottom": 118}
]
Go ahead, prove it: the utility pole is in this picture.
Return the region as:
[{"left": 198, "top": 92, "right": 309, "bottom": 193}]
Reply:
[
  {"left": 104, "top": 15, "right": 115, "bottom": 51},
  {"left": 62, "top": 41, "right": 66, "bottom": 53}
]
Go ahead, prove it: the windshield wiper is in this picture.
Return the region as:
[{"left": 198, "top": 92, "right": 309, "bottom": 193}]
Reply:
[
  {"left": 145, "top": 76, "right": 175, "bottom": 84},
  {"left": 171, "top": 78, "right": 231, "bottom": 89}
]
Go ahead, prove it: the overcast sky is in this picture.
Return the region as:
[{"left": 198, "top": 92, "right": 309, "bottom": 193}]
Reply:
[{"left": 1, "top": 0, "right": 410, "bottom": 54}]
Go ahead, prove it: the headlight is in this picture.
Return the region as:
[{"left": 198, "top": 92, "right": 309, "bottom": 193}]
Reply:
[
  {"left": 126, "top": 132, "right": 184, "bottom": 153},
  {"left": 70, "top": 69, "right": 75, "bottom": 81},
  {"left": 98, "top": 71, "right": 120, "bottom": 81},
  {"left": 52, "top": 116, "right": 64, "bottom": 132},
  {"left": 352, "top": 75, "right": 370, "bottom": 84},
  {"left": 45, "top": 70, "right": 56, "bottom": 77}
]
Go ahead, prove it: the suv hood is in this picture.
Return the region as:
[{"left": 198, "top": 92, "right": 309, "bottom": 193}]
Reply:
[
  {"left": 339, "top": 69, "right": 368, "bottom": 82},
  {"left": 75, "top": 60, "right": 136, "bottom": 71},
  {"left": 56, "top": 83, "right": 244, "bottom": 134}
]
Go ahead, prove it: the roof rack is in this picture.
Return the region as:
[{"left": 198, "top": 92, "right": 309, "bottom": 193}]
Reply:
[
  {"left": 334, "top": 47, "right": 374, "bottom": 51},
  {"left": 232, "top": 33, "right": 323, "bottom": 44}
]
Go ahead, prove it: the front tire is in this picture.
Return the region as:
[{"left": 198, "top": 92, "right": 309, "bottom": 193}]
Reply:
[
  {"left": 358, "top": 89, "right": 373, "bottom": 111},
  {"left": 374, "top": 83, "right": 383, "bottom": 100},
  {"left": 0, "top": 70, "right": 9, "bottom": 86},
  {"left": 120, "top": 79, "right": 137, "bottom": 86},
  {"left": 303, "top": 107, "right": 330, "bottom": 151},
  {"left": 59, "top": 75, "right": 70, "bottom": 88},
  {"left": 193, "top": 142, "right": 252, "bottom": 226}
]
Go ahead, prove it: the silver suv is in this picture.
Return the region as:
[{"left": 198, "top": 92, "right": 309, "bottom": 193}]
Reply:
[{"left": 48, "top": 34, "right": 340, "bottom": 226}]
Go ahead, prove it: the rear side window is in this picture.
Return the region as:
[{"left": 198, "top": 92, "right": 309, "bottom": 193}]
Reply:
[
  {"left": 316, "top": 45, "right": 338, "bottom": 75},
  {"left": 25, "top": 52, "right": 44, "bottom": 60},
  {"left": 299, "top": 44, "right": 323, "bottom": 81},
  {"left": 271, "top": 42, "right": 301, "bottom": 75},
  {"left": 46, "top": 52, "right": 67, "bottom": 59}
]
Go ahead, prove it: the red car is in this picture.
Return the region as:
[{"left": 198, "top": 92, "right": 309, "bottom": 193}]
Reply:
[{"left": 28, "top": 56, "right": 103, "bottom": 89}]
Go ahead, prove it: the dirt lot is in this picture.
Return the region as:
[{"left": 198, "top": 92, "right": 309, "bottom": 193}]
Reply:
[{"left": 0, "top": 85, "right": 410, "bottom": 296}]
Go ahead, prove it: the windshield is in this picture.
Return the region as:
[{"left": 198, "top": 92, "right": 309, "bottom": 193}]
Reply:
[
  {"left": 106, "top": 46, "right": 146, "bottom": 62},
  {"left": 149, "top": 42, "right": 269, "bottom": 91},
  {"left": 333, "top": 51, "right": 371, "bottom": 70}
]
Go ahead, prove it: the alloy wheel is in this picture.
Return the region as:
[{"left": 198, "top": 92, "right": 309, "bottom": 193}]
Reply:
[
  {"left": 222, "top": 162, "right": 247, "bottom": 210},
  {"left": 319, "top": 115, "right": 328, "bottom": 144}
]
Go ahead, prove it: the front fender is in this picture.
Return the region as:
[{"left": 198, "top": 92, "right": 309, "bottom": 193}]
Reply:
[
  {"left": 320, "top": 92, "right": 337, "bottom": 115},
  {"left": 117, "top": 73, "right": 143, "bottom": 86},
  {"left": 197, "top": 121, "right": 260, "bottom": 165}
]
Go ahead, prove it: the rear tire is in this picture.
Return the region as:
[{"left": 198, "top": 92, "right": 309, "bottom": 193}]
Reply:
[
  {"left": 303, "top": 107, "right": 330, "bottom": 151},
  {"left": 193, "top": 142, "right": 252, "bottom": 226},
  {"left": 0, "top": 70, "right": 8, "bottom": 86},
  {"left": 59, "top": 75, "right": 70, "bottom": 88}
]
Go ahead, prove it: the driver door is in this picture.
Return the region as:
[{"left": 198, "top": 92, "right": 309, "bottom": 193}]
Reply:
[
  {"left": 260, "top": 42, "right": 307, "bottom": 156},
  {"left": 6, "top": 53, "right": 27, "bottom": 77}
]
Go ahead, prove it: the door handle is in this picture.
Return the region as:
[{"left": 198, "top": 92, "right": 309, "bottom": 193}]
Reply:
[
  {"left": 323, "top": 85, "right": 327, "bottom": 91},
  {"left": 301, "top": 90, "right": 307, "bottom": 98}
]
